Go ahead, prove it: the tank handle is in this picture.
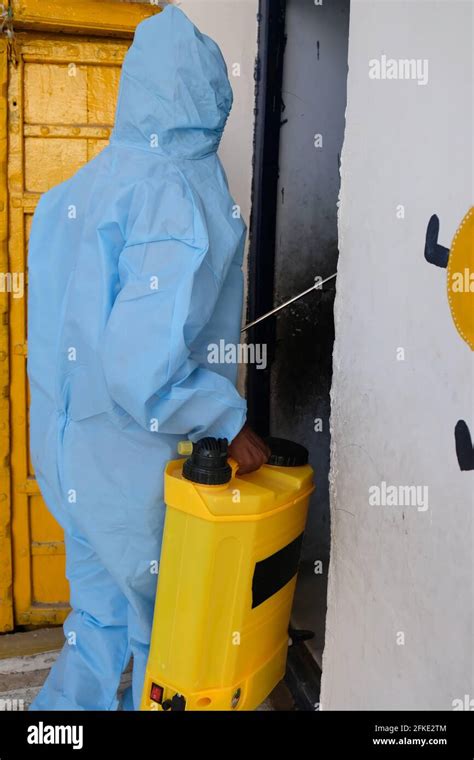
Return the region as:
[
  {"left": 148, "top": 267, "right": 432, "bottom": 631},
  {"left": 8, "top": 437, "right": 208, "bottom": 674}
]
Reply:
[{"left": 228, "top": 456, "right": 239, "bottom": 479}]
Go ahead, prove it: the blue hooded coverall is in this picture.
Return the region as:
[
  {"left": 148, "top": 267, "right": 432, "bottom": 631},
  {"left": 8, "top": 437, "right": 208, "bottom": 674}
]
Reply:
[{"left": 28, "top": 5, "right": 247, "bottom": 710}]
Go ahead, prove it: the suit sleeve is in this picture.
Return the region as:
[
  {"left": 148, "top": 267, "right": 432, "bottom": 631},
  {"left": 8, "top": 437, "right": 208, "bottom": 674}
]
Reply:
[{"left": 100, "top": 232, "right": 247, "bottom": 443}]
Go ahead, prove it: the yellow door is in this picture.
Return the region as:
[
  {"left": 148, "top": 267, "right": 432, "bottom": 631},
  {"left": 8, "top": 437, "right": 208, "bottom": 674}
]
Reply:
[{"left": 0, "top": 0, "right": 160, "bottom": 632}]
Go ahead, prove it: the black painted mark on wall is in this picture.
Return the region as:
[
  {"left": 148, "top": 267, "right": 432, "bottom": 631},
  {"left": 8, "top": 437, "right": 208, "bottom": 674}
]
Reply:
[
  {"left": 455, "top": 421, "right": 474, "bottom": 471},
  {"left": 424, "top": 214, "right": 449, "bottom": 268}
]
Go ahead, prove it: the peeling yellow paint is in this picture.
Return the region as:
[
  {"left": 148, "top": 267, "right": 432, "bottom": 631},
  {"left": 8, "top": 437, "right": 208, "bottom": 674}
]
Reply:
[{"left": 0, "top": 40, "right": 12, "bottom": 633}]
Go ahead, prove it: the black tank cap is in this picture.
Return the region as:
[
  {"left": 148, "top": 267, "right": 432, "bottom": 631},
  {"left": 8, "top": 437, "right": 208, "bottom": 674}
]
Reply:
[
  {"left": 265, "top": 437, "right": 309, "bottom": 467},
  {"left": 182, "top": 437, "right": 232, "bottom": 485}
]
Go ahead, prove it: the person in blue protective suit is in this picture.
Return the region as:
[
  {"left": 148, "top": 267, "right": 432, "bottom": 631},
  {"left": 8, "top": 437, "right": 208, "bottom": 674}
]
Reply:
[{"left": 27, "top": 5, "right": 269, "bottom": 711}]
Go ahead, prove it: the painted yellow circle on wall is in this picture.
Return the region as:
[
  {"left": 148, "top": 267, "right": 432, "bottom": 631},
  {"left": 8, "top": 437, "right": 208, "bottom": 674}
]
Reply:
[{"left": 447, "top": 206, "right": 474, "bottom": 351}]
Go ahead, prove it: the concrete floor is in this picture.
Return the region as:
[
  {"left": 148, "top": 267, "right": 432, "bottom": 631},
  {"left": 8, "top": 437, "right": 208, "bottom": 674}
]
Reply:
[{"left": 0, "top": 628, "right": 295, "bottom": 711}]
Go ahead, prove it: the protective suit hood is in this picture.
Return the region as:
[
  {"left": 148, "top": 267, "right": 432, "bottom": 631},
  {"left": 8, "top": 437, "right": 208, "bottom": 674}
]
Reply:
[{"left": 112, "top": 5, "right": 233, "bottom": 159}]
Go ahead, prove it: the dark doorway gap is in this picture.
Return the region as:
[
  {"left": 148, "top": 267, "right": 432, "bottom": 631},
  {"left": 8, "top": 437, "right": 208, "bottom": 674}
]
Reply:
[
  {"left": 246, "top": 0, "right": 286, "bottom": 437},
  {"left": 247, "top": 0, "right": 350, "bottom": 706}
]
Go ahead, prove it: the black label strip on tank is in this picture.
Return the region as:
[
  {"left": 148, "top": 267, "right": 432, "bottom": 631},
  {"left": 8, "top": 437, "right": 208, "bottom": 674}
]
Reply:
[{"left": 251, "top": 533, "right": 304, "bottom": 609}]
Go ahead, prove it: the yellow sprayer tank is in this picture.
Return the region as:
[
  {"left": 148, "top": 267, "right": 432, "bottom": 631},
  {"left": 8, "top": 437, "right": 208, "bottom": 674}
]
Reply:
[{"left": 141, "top": 436, "right": 314, "bottom": 711}]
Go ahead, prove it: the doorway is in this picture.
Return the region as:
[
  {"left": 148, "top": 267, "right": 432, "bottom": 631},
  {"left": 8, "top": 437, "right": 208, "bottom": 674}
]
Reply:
[{"left": 247, "top": 0, "right": 350, "bottom": 707}]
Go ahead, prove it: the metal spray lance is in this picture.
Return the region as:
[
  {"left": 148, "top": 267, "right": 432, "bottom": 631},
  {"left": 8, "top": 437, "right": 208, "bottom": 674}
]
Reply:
[{"left": 240, "top": 272, "right": 337, "bottom": 334}]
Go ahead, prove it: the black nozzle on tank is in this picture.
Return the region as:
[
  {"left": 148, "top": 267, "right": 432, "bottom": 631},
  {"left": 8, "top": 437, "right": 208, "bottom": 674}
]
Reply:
[{"left": 182, "top": 437, "right": 232, "bottom": 485}]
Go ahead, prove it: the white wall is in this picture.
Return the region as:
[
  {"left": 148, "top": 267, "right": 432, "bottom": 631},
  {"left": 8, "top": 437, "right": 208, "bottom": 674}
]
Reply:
[{"left": 322, "top": 0, "right": 473, "bottom": 709}]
